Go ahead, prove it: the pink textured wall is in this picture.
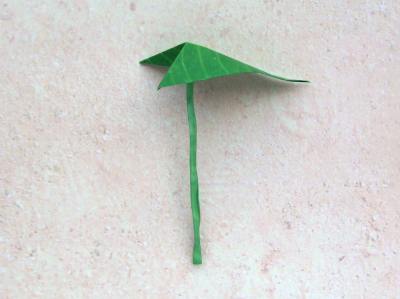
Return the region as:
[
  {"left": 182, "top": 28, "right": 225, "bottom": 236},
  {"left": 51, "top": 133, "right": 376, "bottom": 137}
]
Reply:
[{"left": 1, "top": 1, "right": 399, "bottom": 298}]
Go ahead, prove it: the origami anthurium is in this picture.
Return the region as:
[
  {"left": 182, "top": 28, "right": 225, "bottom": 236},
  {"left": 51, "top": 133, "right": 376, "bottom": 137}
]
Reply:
[{"left": 140, "top": 42, "right": 309, "bottom": 264}]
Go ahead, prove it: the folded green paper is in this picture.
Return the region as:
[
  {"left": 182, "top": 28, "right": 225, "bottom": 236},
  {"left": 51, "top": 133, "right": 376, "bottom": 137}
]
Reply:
[{"left": 140, "top": 42, "right": 308, "bottom": 264}]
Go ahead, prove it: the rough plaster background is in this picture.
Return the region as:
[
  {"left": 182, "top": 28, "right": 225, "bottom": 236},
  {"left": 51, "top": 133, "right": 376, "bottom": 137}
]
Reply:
[{"left": 1, "top": 1, "right": 400, "bottom": 298}]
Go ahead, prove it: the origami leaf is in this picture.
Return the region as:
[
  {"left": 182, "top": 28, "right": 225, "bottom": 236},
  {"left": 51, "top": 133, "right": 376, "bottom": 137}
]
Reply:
[
  {"left": 140, "top": 42, "right": 309, "bottom": 265},
  {"left": 140, "top": 42, "right": 309, "bottom": 89}
]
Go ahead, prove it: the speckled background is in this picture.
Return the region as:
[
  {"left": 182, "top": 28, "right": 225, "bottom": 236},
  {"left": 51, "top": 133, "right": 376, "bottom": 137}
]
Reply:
[{"left": 1, "top": 1, "right": 399, "bottom": 298}]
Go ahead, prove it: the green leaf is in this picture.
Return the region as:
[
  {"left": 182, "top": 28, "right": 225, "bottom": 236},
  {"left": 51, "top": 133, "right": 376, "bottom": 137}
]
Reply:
[
  {"left": 140, "top": 42, "right": 309, "bottom": 89},
  {"left": 140, "top": 42, "right": 309, "bottom": 265}
]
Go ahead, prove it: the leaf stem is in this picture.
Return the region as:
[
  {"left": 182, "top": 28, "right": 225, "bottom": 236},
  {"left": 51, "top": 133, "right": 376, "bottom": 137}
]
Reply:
[{"left": 186, "top": 82, "right": 202, "bottom": 265}]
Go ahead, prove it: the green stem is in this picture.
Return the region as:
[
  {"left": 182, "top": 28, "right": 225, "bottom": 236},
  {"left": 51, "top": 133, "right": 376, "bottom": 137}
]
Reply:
[{"left": 186, "top": 82, "right": 202, "bottom": 265}]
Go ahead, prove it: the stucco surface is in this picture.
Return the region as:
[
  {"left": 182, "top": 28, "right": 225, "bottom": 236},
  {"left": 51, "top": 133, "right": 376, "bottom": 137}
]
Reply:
[{"left": 1, "top": 1, "right": 399, "bottom": 298}]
